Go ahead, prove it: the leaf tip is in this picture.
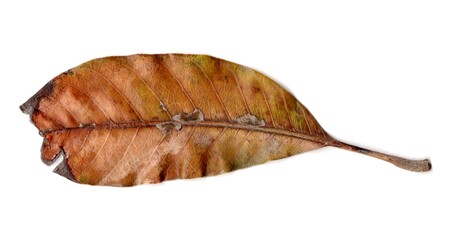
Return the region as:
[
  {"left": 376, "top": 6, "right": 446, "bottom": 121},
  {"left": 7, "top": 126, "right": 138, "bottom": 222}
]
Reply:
[{"left": 20, "top": 80, "right": 55, "bottom": 115}]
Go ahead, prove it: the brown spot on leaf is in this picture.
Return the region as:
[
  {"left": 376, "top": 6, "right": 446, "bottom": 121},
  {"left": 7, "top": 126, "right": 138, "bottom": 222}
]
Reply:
[
  {"left": 159, "top": 154, "right": 177, "bottom": 181},
  {"left": 198, "top": 154, "right": 209, "bottom": 177},
  {"left": 119, "top": 172, "right": 137, "bottom": 187},
  {"left": 251, "top": 85, "right": 261, "bottom": 94}
]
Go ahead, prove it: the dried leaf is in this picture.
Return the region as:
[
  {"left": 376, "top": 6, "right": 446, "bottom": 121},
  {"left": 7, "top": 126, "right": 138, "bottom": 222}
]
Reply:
[{"left": 20, "top": 54, "right": 431, "bottom": 186}]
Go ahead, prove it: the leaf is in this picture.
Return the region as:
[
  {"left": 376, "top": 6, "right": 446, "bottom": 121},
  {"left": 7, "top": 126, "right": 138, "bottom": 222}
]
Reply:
[{"left": 20, "top": 54, "right": 431, "bottom": 186}]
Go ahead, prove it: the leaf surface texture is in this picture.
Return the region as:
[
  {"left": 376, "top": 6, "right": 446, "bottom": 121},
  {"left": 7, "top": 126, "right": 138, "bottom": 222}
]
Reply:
[{"left": 21, "top": 54, "right": 431, "bottom": 186}]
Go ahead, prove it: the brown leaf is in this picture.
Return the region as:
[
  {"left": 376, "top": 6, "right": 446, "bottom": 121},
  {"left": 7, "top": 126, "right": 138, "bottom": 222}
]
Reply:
[{"left": 20, "top": 54, "right": 431, "bottom": 186}]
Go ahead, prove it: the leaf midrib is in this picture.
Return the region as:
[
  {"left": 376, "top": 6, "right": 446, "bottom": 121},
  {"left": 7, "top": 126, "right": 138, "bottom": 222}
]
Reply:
[{"left": 43, "top": 120, "right": 331, "bottom": 146}]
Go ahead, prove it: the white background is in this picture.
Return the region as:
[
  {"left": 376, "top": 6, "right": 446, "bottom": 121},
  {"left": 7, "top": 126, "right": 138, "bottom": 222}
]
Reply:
[{"left": 1, "top": 1, "right": 452, "bottom": 239}]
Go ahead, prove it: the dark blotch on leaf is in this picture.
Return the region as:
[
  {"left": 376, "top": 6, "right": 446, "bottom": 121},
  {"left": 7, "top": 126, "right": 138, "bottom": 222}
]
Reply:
[
  {"left": 20, "top": 80, "right": 54, "bottom": 115},
  {"left": 62, "top": 69, "right": 73, "bottom": 75},
  {"left": 53, "top": 158, "right": 76, "bottom": 182}
]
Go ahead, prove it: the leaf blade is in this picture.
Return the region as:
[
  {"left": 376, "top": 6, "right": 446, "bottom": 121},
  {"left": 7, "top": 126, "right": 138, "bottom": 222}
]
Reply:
[{"left": 21, "top": 54, "right": 430, "bottom": 186}]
